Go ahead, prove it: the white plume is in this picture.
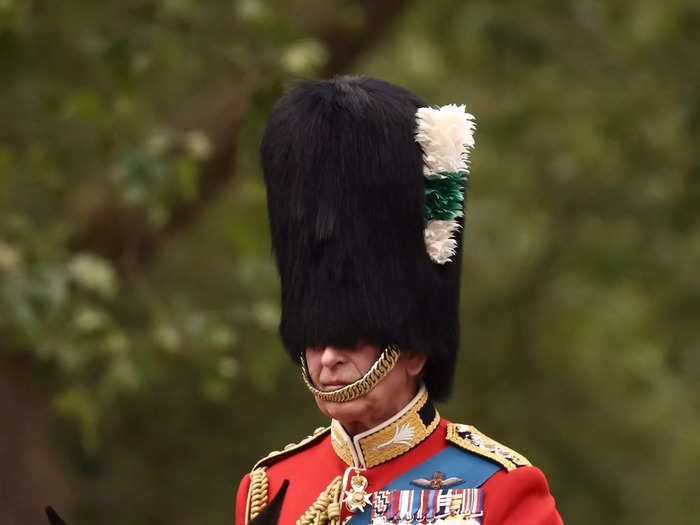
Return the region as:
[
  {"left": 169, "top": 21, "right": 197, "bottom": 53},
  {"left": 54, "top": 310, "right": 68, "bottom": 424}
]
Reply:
[
  {"left": 424, "top": 220, "right": 461, "bottom": 264},
  {"left": 415, "top": 104, "right": 476, "bottom": 177}
]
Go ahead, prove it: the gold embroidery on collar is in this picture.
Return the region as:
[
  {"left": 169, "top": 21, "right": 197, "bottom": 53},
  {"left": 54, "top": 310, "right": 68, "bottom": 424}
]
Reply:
[
  {"left": 330, "top": 424, "right": 354, "bottom": 466},
  {"left": 330, "top": 389, "right": 440, "bottom": 469},
  {"left": 359, "top": 393, "right": 439, "bottom": 467}
]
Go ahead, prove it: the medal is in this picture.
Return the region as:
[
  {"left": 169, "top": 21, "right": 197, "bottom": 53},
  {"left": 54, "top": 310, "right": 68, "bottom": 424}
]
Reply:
[{"left": 344, "top": 471, "right": 371, "bottom": 513}]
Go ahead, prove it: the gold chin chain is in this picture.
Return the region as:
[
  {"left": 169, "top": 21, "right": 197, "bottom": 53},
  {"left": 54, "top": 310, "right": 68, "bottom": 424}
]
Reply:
[{"left": 300, "top": 344, "right": 401, "bottom": 403}]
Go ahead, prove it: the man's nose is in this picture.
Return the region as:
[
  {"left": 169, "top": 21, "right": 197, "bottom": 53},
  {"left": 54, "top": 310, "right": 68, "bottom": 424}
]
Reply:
[{"left": 320, "top": 346, "right": 347, "bottom": 368}]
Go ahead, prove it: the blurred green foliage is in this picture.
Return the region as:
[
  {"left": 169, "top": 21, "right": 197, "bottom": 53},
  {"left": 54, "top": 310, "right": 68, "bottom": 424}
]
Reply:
[{"left": 1, "top": 0, "right": 699, "bottom": 524}]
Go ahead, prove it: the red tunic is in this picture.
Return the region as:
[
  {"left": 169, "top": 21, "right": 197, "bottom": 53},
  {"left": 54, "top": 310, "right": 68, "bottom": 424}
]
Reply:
[{"left": 236, "top": 390, "right": 562, "bottom": 525}]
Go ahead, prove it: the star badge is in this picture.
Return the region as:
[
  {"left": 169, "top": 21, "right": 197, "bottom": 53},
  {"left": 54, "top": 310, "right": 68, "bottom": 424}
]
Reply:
[
  {"left": 344, "top": 472, "right": 371, "bottom": 513},
  {"left": 410, "top": 471, "right": 464, "bottom": 489}
]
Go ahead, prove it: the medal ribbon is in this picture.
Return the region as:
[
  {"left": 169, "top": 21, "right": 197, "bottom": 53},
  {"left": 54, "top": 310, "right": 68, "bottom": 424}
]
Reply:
[{"left": 371, "top": 488, "right": 484, "bottom": 523}]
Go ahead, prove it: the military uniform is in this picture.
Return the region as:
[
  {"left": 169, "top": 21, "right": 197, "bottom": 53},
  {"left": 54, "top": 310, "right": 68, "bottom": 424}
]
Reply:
[
  {"left": 239, "top": 76, "right": 564, "bottom": 525},
  {"left": 236, "top": 386, "right": 562, "bottom": 525}
]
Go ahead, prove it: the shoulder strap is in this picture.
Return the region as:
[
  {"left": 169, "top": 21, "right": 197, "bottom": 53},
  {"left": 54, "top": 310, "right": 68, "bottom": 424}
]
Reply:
[
  {"left": 446, "top": 423, "right": 531, "bottom": 472},
  {"left": 245, "top": 426, "right": 331, "bottom": 524},
  {"left": 251, "top": 425, "right": 330, "bottom": 471}
]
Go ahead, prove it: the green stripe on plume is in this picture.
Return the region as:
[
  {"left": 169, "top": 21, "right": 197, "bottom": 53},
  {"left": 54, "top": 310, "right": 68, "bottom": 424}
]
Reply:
[{"left": 424, "top": 171, "right": 467, "bottom": 221}]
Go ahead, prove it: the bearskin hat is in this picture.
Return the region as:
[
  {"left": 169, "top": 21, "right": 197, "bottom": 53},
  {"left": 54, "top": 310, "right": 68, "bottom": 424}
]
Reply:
[{"left": 260, "top": 76, "right": 475, "bottom": 401}]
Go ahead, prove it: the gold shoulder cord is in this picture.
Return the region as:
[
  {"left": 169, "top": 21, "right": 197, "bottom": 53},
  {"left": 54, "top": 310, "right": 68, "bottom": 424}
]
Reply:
[
  {"left": 295, "top": 476, "right": 343, "bottom": 525},
  {"left": 245, "top": 427, "right": 330, "bottom": 524},
  {"left": 245, "top": 467, "right": 269, "bottom": 523},
  {"left": 300, "top": 345, "right": 400, "bottom": 403},
  {"left": 246, "top": 471, "right": 342, "bottom": 525}
]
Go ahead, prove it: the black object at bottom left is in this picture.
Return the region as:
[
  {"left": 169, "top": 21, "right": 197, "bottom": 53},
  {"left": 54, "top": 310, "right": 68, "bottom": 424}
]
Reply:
[{"left": 43, "top": 481, "right": 288, "bottom": 525}]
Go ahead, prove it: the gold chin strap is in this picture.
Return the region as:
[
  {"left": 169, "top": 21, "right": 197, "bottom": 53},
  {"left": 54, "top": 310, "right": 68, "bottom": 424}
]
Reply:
[{"left": 299, "top": 344, "right": 400, "bottom": 403}]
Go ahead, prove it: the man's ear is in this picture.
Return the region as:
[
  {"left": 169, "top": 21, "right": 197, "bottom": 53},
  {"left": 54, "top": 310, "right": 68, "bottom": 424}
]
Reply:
[{"left": 404, "top": 352, "right": 427, "bottom": 378}]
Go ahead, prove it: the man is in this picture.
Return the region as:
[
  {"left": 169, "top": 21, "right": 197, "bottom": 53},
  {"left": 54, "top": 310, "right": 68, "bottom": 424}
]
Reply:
[{"left": 235, "top": 76, "right": 563, "bottom": 525}]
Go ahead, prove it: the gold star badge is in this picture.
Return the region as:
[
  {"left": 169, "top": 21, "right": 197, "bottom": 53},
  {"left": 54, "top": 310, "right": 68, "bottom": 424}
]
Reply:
[{"left": 344, "top": 472, "right": 371, "bottom": 513}]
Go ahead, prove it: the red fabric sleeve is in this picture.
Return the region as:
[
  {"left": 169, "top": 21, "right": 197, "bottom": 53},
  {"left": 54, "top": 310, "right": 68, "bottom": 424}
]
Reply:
[
  {"left": 482, "top": 466, "right": 563, "bottom": 525},
  {"left": 235, "top": 473, "right": 252, "bottom": 525}
]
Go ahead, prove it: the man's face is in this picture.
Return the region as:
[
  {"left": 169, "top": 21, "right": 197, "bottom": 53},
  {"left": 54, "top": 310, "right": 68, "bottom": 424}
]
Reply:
[{"left": 305, "top": 342, "right": 426, "bottom": 435}]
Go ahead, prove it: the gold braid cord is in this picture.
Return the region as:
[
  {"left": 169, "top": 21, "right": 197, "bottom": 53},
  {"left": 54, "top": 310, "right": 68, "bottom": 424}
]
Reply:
[
  {"left": 300, "top": 345, "right": 400, "bottom": 403},
  {"left": 246, "top": 467, "right": 269, "bottom": 523},
  {"left": 295, "top": 476, "right": 343, "bottom": 525}
]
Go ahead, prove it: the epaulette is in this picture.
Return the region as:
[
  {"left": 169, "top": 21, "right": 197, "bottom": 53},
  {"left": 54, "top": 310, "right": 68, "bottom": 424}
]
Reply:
[
  {"left": 446, "top": 423, "right": 531, "bottom": 472},
  {"left": 252, "top": 425, "right": 330, "bottom": 471},
  {"left": 245, "top": 426, "right": 331, "bottom": 524}
]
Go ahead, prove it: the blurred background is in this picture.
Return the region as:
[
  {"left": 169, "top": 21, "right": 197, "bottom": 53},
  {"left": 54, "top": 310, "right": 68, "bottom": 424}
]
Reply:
[{"left": 1, "top": 0, "right": 699, "bottom": 524}]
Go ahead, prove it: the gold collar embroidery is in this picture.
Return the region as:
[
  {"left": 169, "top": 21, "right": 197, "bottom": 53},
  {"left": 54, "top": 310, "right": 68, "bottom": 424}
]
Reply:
[{"left": 330, "top": 384, "right": 440, "bottom": 469}]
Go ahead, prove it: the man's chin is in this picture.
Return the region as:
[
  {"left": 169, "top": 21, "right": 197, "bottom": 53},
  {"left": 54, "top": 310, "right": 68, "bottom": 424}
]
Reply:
[{"left": 313, "top": 396, "right": 367, "bottom": 424}]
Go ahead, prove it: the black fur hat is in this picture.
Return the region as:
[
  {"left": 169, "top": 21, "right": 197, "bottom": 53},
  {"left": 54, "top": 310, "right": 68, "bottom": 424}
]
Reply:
[{"left": 261, "top": 76, "right": 475, "bottom": 401}]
